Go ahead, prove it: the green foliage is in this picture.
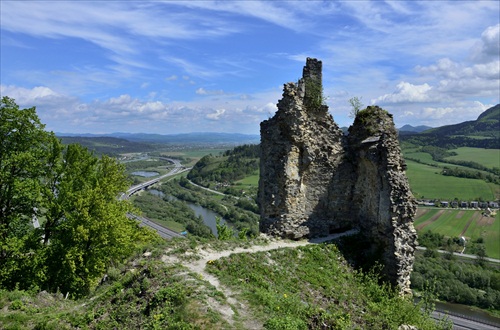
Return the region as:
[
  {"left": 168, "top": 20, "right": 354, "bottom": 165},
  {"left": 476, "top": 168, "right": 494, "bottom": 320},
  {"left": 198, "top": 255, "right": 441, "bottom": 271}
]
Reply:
[
  {"left": 418, "top": 231, "right": 445, "bottom": 249},
  {"left": 412, "top": 254, "right": 500, "bottom": 310},
  {"left": 400, "top": 133, "right": 499, "bottom": 150},
  {"left": 187, "top": 144, "right": 259, "bottom": 187},
  {"left": 348, "top": 96, "right": 364, "bottom": 119},
  {"left": 132, "top": 192, "right": 213, "bottom": 238},
  {"left": 0, "top": 97, "right": 57, "bottom": 288},
  {"left": 41, "top": 145, "right": 138, "bottom": 296},
  {"left": 59, "top": 136, "right": 158, "bottom": 156},
  {"left": 0, "top": 252, "right": 225, "bottom": 329},
  {"left": 160, "top": 179, "right": 259, "bottom": 236},
  {"left": 215, "top": 217, "right": 234, "bottom": 240},
  {"left": 303, "top": 77, "right": 325, "bottom": 110},
  {"left": 0, "top": 97, "right": 149, "bottom": 298},
  {"left": 264, "top": 315, "right": 307, "bottom": 330}
]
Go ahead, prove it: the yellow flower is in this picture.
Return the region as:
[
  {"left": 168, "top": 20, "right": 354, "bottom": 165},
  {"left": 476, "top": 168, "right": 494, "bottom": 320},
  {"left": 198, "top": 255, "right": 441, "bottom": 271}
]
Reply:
[{"left": 283, "top": 293, "right": 288, "bottom": 298}]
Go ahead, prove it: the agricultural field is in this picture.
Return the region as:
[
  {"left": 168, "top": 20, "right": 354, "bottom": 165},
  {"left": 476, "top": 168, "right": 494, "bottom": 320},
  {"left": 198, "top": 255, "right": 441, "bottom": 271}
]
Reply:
[
  {"left": 445, "top": 147, "right": 500, "bottom": 170},
  {"left": 159, "top": 148, "right": 230, "bottom": 166},
  {"left": 415, "top": 208, "right": 499, "bottom": 259},
  {"left": 235, "top": 173, "right": 259, "bottom": 187},
  {"left": 405, "top": 160, "right": 497, "bottom": 200}
]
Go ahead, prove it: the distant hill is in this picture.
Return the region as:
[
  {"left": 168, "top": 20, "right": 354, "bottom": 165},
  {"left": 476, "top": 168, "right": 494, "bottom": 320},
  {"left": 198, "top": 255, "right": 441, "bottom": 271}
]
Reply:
[
  {"left": 59, "top": 136, "right": 157, "bottom": 156},
  {"left": 399, "top": 104, "right": 499, "bottom": 149},
  {"left": 57, "top": 132, "right": 260, "bottom": 145},
  {"left": 399, "top": 125, "right": 432, "bottom": 135},
  {"left": 398, "top": 124, "right": 433, "bottom": 134},
  {"left": 422, "top": 104, "right": 499, "bottom": 138}
]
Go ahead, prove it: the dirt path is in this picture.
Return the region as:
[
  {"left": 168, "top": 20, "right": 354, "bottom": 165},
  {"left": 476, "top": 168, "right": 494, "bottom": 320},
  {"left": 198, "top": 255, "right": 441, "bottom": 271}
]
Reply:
[{"left": 161, "top": 230, "right": 358, "bottom": 328}]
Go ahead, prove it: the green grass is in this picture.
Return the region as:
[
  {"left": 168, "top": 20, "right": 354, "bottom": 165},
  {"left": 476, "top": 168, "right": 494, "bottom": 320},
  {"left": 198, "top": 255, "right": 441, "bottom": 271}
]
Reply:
[
  {"left": 414, "top": 209, "right": 442, "bottom": 227},
  {"left": 404, "top": 151, "right": 438, "bottom": 165},
  {"left": 235, "top": 174, "right": 259, "bottom": 186},
  {"left": 160, "top": 149, "right": 229, "bottom": 166},
  {"left": 445, "top": 147, "right": 500, "bottom": 170},
  {"left": 404, "top": 151, "right": 493, "bottom": 176},
  {"left": 463, "top": 212, "right": 500, "bottom": 258},
  {"left": 415, "top": 208, "right": 500, "bottom": 259},
  {"left": 0, "top": 238, "right": 445, "bottom": 330},
  {"left": 406, "top": 160, "right": 497, "bottom": 200},
  {"left": 206, "top": 244, "right": 442, "bottom": 329},
  {"left": 418, "top": 210, "right": 473, "bottom": 237}
]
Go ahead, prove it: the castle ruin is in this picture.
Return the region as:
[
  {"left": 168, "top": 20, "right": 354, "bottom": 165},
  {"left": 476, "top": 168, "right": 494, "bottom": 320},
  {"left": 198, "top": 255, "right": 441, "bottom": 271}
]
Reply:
[{"left": 258, "top": 58, "right": 417, "bottom": 294}]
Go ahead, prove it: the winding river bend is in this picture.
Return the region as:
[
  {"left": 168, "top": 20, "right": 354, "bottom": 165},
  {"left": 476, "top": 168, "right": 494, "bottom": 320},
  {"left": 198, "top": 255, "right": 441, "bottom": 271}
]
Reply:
[{"left": 148, "top": 189, "right": 227, "bottom": 237}]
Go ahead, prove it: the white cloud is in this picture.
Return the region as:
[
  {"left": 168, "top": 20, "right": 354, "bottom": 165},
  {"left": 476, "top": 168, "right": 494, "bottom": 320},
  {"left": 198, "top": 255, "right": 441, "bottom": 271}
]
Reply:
[
  {"left": 372, "top": 82, "right": 434, "bottom": 104},
  {"left": 196, "top": 88, "right": 225, "bottom": 96},
  {"left": 471, "top": 24, "right": 500, "bottom": 62},
  {"left": 1, "top": 85, "right": 276, "bottom": 134},
  {"left": 206, "top": 109, "right": 226, "bottom": 120},
  {"left": 1, "top": 85, "right": 60, "bottom": 102},
  {"left": 397, "top": 101, "right": 491, "bottom": 126}
]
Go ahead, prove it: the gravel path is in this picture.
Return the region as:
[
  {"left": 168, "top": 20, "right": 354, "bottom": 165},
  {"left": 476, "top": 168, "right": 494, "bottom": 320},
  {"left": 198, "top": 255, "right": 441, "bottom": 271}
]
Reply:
[{"left": 161, "top": 230, "right": 358, "bottom": 327}]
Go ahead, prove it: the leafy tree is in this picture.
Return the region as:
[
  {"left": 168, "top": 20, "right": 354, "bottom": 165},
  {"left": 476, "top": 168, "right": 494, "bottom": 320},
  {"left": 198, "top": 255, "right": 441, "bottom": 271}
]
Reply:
[
  {"left": 1, "top": 97, "right": 145, "bottom": 297},
  {"left": 348, "top": 96, "right": 364, "bottom": 118},
  {"left": 475, "top": 245, "right": 487, "bottom": 267},
  {"left": 42, "top": 145, "right": 138, "bottom": 296},
  {"left": 0, "top": 96, "right": 57, "bottom": 288}
]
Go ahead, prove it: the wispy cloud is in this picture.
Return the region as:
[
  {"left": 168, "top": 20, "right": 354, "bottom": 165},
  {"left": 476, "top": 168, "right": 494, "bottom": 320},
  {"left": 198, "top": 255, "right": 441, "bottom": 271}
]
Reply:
[{"left": 1, "top": 1, "right": 499, "bottom": 132}]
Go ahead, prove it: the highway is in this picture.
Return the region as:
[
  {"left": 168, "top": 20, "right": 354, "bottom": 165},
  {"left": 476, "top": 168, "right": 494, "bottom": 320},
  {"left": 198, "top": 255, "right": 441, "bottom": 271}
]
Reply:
[
  {"left": 431, "top": 309, "right": 500, "bottom": 330},
  {"left": 125, "top": 157, "right": 188, "bottom": 239},
  {"left": 126, "top": 158, "right": 190, "bottom": 197},
  {"left": 128, "top": 213, "right": 183, "bottom": 239}
]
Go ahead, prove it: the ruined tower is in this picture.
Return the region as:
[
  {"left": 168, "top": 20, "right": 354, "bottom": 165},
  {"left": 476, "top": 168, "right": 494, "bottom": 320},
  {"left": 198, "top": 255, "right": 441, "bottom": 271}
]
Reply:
[{"left": 259, "top": 58, "right": 417, "bottom": 294}]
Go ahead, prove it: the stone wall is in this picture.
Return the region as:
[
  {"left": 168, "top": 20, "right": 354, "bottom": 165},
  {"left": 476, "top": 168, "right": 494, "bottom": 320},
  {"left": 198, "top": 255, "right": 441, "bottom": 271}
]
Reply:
[{"left": 258, "top": 58, "right": 417, "bottom": 294}]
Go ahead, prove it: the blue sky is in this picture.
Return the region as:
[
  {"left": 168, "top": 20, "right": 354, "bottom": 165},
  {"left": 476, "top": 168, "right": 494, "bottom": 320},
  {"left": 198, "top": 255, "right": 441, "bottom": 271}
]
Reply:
[{"left": 1, "top": 1, "right": 499, "bottom": 134}]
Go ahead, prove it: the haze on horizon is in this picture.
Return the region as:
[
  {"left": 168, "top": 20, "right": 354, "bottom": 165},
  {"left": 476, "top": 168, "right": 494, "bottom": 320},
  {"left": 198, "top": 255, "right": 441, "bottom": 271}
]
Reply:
[{"left": 1, "top": 1, "right": 499, "bottom": 135}]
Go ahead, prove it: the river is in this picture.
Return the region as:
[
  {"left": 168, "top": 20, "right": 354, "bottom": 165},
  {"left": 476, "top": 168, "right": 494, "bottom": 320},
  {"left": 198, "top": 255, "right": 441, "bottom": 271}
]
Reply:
[
  {"left": 433, "top": 300, "right": 500, "bottom": 327},
  {"left": 148, "top": 189, "right": 228, "bottom": 237},
  {"left": 131, "top": 171, "right": 159, "bottom": 177}
]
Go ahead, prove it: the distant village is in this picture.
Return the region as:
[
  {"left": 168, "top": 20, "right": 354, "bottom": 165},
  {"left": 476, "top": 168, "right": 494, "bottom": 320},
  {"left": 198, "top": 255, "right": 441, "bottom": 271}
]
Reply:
[{"left": 417, "top": 199, "right": 499, "bottom": 214}]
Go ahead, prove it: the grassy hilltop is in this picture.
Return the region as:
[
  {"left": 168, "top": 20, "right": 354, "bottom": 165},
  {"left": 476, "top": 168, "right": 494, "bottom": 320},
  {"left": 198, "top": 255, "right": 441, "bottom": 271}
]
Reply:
[{"left": 0, "top": 237, "right": 445, "bottom": 330}]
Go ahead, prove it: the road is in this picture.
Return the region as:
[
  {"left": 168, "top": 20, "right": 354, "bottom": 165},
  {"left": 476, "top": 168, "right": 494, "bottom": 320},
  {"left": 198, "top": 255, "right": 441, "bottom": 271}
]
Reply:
[
  {"left": 186, "top": 179, "right": 227, "bottom": 196},
  {"left": 127, "top": 213, "right": 182, "bottom": 239},
  {"left": 431, "top": 309, "right": 500, "bottom": 330},
  {"left": 125, "top": 157, "right": 187, "bottom": 239},
  {"left": 416, "top": 246, "right": 500, "bottom": 264},
  {"left": 126, "top": 158, "right": 190, "bottom": 197}
]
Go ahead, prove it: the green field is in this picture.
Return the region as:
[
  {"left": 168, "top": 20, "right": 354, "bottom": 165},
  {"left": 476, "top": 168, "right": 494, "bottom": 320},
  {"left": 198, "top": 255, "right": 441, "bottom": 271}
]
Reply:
[
  {"left": 160, "top": 149, "right": 229, "bottom": 166},
  {"left": 415, "top": 208, "right": 499, "bottom": 259},
  {"left": 235, "top": 174, "right": 259, "bottom": 186},
  {"left": 445, "top": 147, "right": 500, "bottom": 169},
  {"left": 405, "top": 160, "right": 497, "bottom": 200},
  {"left": 404, "top": 150, "right": 493, "bottom": 176}
]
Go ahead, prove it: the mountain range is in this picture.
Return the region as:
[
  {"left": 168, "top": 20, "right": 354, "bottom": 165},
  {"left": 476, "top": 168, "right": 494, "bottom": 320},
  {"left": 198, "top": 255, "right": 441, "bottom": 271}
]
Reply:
[{"left": 58, "top": 104, "right": 499, "bottom": 145}]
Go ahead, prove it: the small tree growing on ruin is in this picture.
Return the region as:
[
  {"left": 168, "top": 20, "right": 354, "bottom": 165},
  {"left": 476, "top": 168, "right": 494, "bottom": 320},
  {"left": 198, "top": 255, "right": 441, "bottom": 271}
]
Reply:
[{"left": 349, "top": 96, "right": 364, "bottom": 118}]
